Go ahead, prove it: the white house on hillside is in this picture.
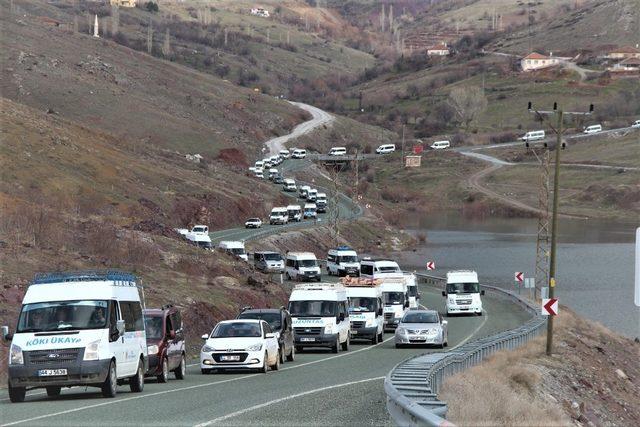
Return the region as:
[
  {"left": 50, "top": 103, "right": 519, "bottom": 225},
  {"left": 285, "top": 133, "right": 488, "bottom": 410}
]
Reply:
[
  {"left": 605, "top": 45, "right": 640, "bottom": 60},
  {"left": 250, "top": 7, "right": 270, "bottom": 18},
  {"left": 521, "top": 52, "right": 563, "bottom": 71},
  {"left": 426, "top": 43, "right": 450, "bottom": 56}
]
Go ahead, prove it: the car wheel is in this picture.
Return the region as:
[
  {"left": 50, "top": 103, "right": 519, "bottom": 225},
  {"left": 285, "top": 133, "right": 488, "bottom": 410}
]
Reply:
[
  {"left": 101, "top": 361, "right": 117, "bottom": 398},
  {"left": 8, "top": 383, "right": 26, "bottom": 403},
  {"left": 174, "top": 354, "right": 186, "bottom": 380},
  {"left": 129, "top": 360, "right": 144, "bottom": 393},
  {"left": 286, "top": 346, "right": 295, "bottom": 362},
  {"left": 157, "top": 358, "right": 169, "bottom": 383},
  {"left": 371, "top": 332, "right": 378, "bottom": 345},
  {"left": 395, "top": 344, "right": 402, "bottom": 349},
  {"left": 271, "top": 351, "right": 280, "bottom": 371},
  {"left": 477, "top": 311, "right": 483, "bottom": 316},
  {"left": 295, "top": 346, "right": 303, "bottom": 353},
  {"left": 279, "top": 346, "right": 285, "bottom": 365},
  {"left": 378, "top": 331, "right": 384, "bottom": 343},
  {"left": 46, "top": 386, "right": 61, "bottom": 397},
  {"left": 261, "top": 352, "right": 269, "bottom": 373},
  {"left": 341, "top": 335, "right": 350, "bottom": 351},
  {"left": 316, "top": 277, "right": 321, "bottom": 282},
  {"left": 332, "top": 337, "right": 339, "bottom": 354},
  {"left": 286, "top": 273, "right": 291, "bottom": 281}
]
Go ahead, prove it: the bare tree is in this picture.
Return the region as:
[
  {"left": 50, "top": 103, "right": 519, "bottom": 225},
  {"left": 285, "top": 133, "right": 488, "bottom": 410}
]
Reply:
[
  {"left": 447, "top": 86, "right": 488, "bottom": 129},
  {"left": 380, "top": 4, "right": 386, "bottom": 32},
  {"left": 111, "top": 5, "right": 119, "bottom": 35},
  {"left": 162, "top": 28, "right": 171, "bottom": 57},
  {"left": 388, "top": 4, "right": 394, "bottom": 33},
  {"left": 147, "top": 18, "right": 153, "bottom": 54}
]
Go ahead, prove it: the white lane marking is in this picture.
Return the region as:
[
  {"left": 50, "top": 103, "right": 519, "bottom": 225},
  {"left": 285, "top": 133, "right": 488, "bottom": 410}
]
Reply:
[{"left": 194, "top": 376, "right": 384, "bottom": 426}]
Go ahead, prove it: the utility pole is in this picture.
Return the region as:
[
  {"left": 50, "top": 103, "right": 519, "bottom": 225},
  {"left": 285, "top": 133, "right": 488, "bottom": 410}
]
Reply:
[
  {"left": 354, "top": 149, "right": 359, "bottom": 202},
  {"left": 401, "top": 124, "right": 405, "bottom": 167},
  {"left": 528, "top": 102, "right": 593, "bottom": 356}
]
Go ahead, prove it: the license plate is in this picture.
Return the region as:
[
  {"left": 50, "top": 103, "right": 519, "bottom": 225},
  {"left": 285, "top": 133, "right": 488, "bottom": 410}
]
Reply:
[
  {"left": 220, "top": 355, "right": 240, "bottom": 361},
  {"left": 409, "top": 336, "right": 426, "bottom": 341},
  {"left": 351, "top": 330, "right": 358, "bottom": 335},
  {"left": 38, "top": 369, "right": 67, "bottom": 376},
  {"left": 300, "top": 337, "right": 315, "bottom": 342}
]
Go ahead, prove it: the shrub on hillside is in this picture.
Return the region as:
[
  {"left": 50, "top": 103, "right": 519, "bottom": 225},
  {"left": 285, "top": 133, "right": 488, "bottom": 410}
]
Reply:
[{"left": 145, "top": 1, "right": 159, "bottom": 13}]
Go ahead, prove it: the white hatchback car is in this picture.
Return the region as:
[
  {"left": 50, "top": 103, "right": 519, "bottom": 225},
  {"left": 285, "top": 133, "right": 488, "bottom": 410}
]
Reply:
[{"left": 200, "top": 320, "right": 280, "bottom": 374}]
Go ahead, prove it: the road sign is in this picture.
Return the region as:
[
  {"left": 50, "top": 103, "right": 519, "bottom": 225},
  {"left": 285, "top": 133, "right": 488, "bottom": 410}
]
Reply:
[
  {"left": 524, "top": 277, "right": 535, "bottom": 289},
  {"left": 426, "top": 261, "right": 435, "bottom": 270},
  {"left": 542, "top": 298, "right": 558, "bottom": 316},
  {"left": 515, "top": 272, "right": 524, "bottom": 282},
  {"left": 413, "top": 145, "right": 424, "bottom": 154}
]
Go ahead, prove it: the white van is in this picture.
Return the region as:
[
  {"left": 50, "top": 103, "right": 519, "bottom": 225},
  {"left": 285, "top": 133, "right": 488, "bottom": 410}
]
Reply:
[
  {"left": 3, "top": 271, "right": 148, "bottom": 402},
  {"left": 299, "top": 185, "right": 311, "bottom": 199},
  {"left": 254, "top": 169, "right": 264, "bottom": 179},
  {"left": 430, "top": 140, "right": 450, "bottom": 150},
  {"left": 326, "top": 246, "right": 360, "bottom": 277},
  {"left": 279, "top": 149, "right": 291, "bottom": 159},
  {"left": 359, "top": 259, "right": 402, "bottom": 280},
  {"left": 344, "top": 281, "right": 384, "bottom": 344},
  {"left": 283, "top": 178, "right": 297, "bottom": 192},
  {"left": 443, "top": 270, "right": 484, "bottom": 316},
  {"left": 285, "top": 252, "right": 321, "bottom": 282},
  {"left": 288, "top": 283, "right": 350, "bottom": 352},
  {"left": 286, "top": 205, "right": 302, "bottom": 222},
  {"left": 291, "top": 149, "right": 307, "bottom": 159},
  {"left": 584, "top": 124, "right": 602, "bottom": 134},
  {"left": 303, "top": 203, "right": 317, "bottom": 219},
  {"left": 376, "top": 144, "right": 396, "bottom": 154},
  {"left": 632, "top": 120, "right": 640, "bottom": 129},
  {"left": 520, "top": 130, "right": 545, "bottom": 141},
  {"left": 255, "top": 160, "right": 264, "bottom": 169},
  {"left": 380, "top": 277, "right": 409, "bottom": 331},
  {"left": 306, "top": 188, "right": 318, "bottom": 202},
  {"left": 316, "top": 193, "right": 327, "bottom": 213},
  {"left": 268, "top": 168, "right": 279, "bottom": 180},
  {"left": 218, "top": 241, "right": 248, "bottom": 261},
  {"left": 329, "top": 147, "right": 347, "bottom": 156},
  {"left": 270, "top": 207, "right": 289, "bottom": 225},
  {"left": 404, "top": 272, "right": 420, "bottom": 309}
]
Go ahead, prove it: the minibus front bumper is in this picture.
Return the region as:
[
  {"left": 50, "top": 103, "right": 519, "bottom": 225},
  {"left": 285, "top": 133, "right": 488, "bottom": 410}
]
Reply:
[{"left": 8, "top": 359, "right": 112, "bottom": 388}]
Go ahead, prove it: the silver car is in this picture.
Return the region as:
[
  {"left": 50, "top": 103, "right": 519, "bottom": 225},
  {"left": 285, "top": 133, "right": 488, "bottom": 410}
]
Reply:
[{"left": 394, "top": 310, "right": 448, "bottom": 348}]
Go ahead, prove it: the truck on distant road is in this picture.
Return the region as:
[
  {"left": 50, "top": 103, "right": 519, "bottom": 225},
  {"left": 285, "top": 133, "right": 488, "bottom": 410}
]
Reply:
[
  {"left": 443, "top": 270, "right": 484, "bottom": 316},
  {"left": 175, "top": 225, "right": 212, "bottom": 250}
]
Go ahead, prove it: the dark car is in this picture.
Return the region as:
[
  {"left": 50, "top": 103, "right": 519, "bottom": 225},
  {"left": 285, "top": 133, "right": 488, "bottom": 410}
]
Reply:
[
  {"left": 144, "top": 305, "right": 186, "bottom": 382},
  {"left": 272, "top": 174, "right": 284, "bottom": 184},
  {"left": 237, "top": 307, "right": 295, "bottom": 363}
]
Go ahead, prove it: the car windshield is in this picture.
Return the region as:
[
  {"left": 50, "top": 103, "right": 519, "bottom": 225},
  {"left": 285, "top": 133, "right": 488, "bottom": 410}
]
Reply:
[
  {"left": 144, "top": 316, "right": 163, "bottom": 339},
  {"left": 379, "top": 266, "right": 400, "bottom": 273},
  {"left": 348, "top": 297, "right": 377, "bottom": 313},
  {"left": 402, "top": 312, "right": 439, "bottom": 324},
  {"left": 212, "top": 322, "right": 261, "bottom": 338},
  {"left": 247, "top": 218, "right": 260, "bottom": 222},
  {"left": 338, "top": 255, "right": 358, "bottom": 263},
  {"left": 17, "top": 300, "right": 109, "bottom": 332},
  {"left": 360, "top": 264, "right": 374, "bottom": 275},
  {"left": 230, "top": 248, "right": 245, "bottom": 255},
  {"left": 299, "top": 259, "right": 317, "bottom": 267},
  {"left": 197, "top": 241, "right": 212, "bottom": 249},
  {"left": 289, "top": 300, "right": 337, "bottom": 317},
  {"left": 238, "top": 313, "right": 282, "bottom": 331},
  {"left": 447, "top": 283, "right": 480, "bottom": 294},
  {"left": 264, "top": 253, "right": 282, "bottom": 261},
  {"left": 383, "top": 292, "right": 405, "bottom": 305}
]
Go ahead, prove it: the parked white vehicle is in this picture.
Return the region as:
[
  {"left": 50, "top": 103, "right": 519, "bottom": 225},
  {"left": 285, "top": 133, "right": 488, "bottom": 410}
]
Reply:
[
  {"left": 520, "top": 130, "right": 545, "bottom": 141},
  {"left": 269, "top": 207, "right": 289, "bottom": 225},
  {"left": 632, "top": 120, "right": 640, "bottom": 128},
  {"left": 359, "top": 259, "right": 402, "bottom": 280},
  {"left": 404, "top": 272, "right": 420, "bottom": 309},
  {"left": 175, "top": 225, "right": 212, "bottom": 250},
  {"left": 283, "top": 179, "right": 297, "bottom": 192},
  {"left": 219, "top": 241, "right": 248, "bottom": 261},
  {"left": 443, "top": 270, "right": 484, "bottom": 316},
  {"left": 344, "top": 281, "right": 384, "bottom": 344},
  {"left": 430, "top": 140, "right": 450, "bottom": 150},
  {"left": 306, "top": 188, "right": 318, "bottom": 202},
  {"left": 326, "top": 246, "right": 360, "bottom": 277},
  {"left": 285, "top": 252, "right": 321, "bottom": 282},
  {"left": 583, "top": 124, "right": 602, "bottom": 134},
  {"left": 316, "top": 193, "right": 327, "bottom": 213},
  {"left": 286, "top": 205, "right": 302, "bottom": 222},
  {"left": 376, "top": 144, "right": 396, "bottom": 154},
  {"left": 329, "top": 147, "right": 347, "bottom": 156},
  {"left": 288, "top": 283, "right": 350, "bottom": 352},
  {"left": 3, "top": 271, "right": 148, "bottom": 402},
  {"left": 380, "top": 276, "right": 409, "bottom": 331},
  {"left": 200, "top": 319, "right": 280, "bottom": 374},
  {"left": 303, "top": 203, "right": 317, "bottom": 219},
  {"left": 291, "top": 149, "right": 307, "bottom": 159},
  {"left": 279, "top": 149, "right": 291, "bottom": 159}
]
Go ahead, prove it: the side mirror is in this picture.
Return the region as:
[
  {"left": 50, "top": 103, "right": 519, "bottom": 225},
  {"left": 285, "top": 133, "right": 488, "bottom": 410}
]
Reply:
[
  {"left": 201, "top": 334, "right": 209, "bottom": 340},
  {"left": 404, "top": 301, "right": 409, "bottom": 308},
  {"left": 116, "top": 320, "right": 125, "bottom": 336},
  {"left": 481, "top": 290, "right": 485, "bottom": 296},
  {"left": 2, "top": 326, "right": 12, "bottom": 342},
  {"left": 169, "top": 330, "right": 176, "bottom": 340},
  {"left": 338, "top": 313, "right": 345, "bottom": 322},
  {"left": 441, "top": 291, "right": 446, "bottom": 297},
  {"left": 265, "top": 333, "right": 276, "bottom": 339}
]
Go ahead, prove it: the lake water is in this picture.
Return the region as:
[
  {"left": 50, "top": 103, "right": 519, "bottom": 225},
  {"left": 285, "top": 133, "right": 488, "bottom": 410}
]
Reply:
[{"left": 395, "top": 215, "right": 639, "bottom": 339}]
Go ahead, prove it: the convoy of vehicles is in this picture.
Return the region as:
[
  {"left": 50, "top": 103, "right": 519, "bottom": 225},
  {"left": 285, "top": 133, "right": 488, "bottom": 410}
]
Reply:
[
  {"left": 326, "top": 246, "right": 360, "bottom": 277},
  {"left": 394, "top": 310, "right": 448, "bottom": 348},
  {"left": 285, "top": 252, "right": 322, "bottom": 282},
  {"left": 443, "top": 270, "right": 484, "bottom": 316},
  {"left": 175, "top": 225, "right": 212, "bottom": 250},
  {"left": 143, "top": 304, "right": 186, "bottom": 383},
  {"left": 218, "top": 241, "right": 248, "bottom": 261},
  {"left": 288, "top": 283, "right": 351, "bottom": 353}
]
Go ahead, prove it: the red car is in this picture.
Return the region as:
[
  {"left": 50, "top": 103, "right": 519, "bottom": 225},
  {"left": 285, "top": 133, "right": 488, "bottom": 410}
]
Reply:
[{"left": 143, "top": 305, "right": 186, "bottom": 382}]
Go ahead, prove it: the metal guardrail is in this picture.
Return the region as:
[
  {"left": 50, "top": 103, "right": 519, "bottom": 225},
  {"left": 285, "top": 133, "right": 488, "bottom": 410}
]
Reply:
[{"left": 385, "top": 274, "right": 546, "bottom": 426}]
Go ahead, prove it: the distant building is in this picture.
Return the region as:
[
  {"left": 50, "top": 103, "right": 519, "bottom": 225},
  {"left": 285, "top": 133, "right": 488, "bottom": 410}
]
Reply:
[
  {"left": 605, "top": 45, "right": 640, "bottom": 60},
  {"left": 426, "top": 43, "right": 450, "bottom": 56},
  {"left": 110, "top": 0, "right": 137, "bottom": 7},
  {"left": 250, "top": 7, "right": 270, "bottom": 18},
  {"left": 520, "top": 52, "right": 562, "bottom": 71},
  {"left": 608, "top": 57, "right": 640, "bottom": 73}
]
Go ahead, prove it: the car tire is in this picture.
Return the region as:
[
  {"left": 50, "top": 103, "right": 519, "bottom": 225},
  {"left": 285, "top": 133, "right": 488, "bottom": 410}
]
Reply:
[
  {"left": 371, "top": 332, "right": 378, "bottom": 345},
  {"left": 271, "top": 352, "right": 280, "bottom": 371},
  {"left": 8, "top": 384, "right": 26, "bottom": 403},
  {"left": 395, "top": 343, "right": 402, "bottom": 349},
  {"left": 261, "top": 352, "right": 269, "bottom": 374},
  {"left": 378, "top": 331, "right": 384, "bottom": 343},
  {"left": 341, "top": 336, "right": 350, "bottom": 351},
  {"left": 477, "top": 311, "right": 483, "bottom": 316},
  {"left": 174, "top": 354, "right": 186, "bottom": 380},
  {"left": 101, "top": 361, "right": 117, "bottom": 398},
  {"left": 295, "top": 346, "right": 303, "bottom": 353},
  {"left": 279, "top": 347, "right": 285, "bottom": 365},
  {"left": 332, "top": 338, "right": 339, "bottom": 354},
  {"left": 46, "top": 386, "right": 61, "bottom": 397},
  {"left": 129, "top": 360, "right": 144, "bottom": 393},
  {"left": 157, "top": 358, "right": 169, "bottom": 383},
  {"left": 286, "top": 346, "right": 295, "bottom": 362}
]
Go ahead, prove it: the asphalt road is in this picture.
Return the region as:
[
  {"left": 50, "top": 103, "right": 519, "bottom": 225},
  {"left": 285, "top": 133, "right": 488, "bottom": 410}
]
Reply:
[{"left": 0, "top": 284, "right": 531, "bottom": 426}]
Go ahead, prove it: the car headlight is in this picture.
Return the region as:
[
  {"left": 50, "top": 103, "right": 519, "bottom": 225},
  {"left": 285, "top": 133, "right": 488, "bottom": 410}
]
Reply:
[
  {"left": 324, "top": 325, "right": 334, "bottom": 334},
  {"left": 246, "top": 343, "right": 263, "bottom": 352},
  {"left": 448, "top": 297, "right": 455, "bottom": 304},
  {"left": 426, "top": 329, "right": 439, "bottom": 336},
  {"left": 83, "top": 340, "right": 100, "bottom": 361},
  {"left": 396, "top": 327, "right": 407, "bottom": 335},
  {"left": 147, "top": 344, "right": 159, "bottom": 356},
  {"left": 365, "top": 319, "right": 374, "bottom": 327},
  {"left": 9, "top": 344, "right": 23, "bottom": 365},
  {"left": 202, "top": 344, "right": 215, "bottom": 352}
]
